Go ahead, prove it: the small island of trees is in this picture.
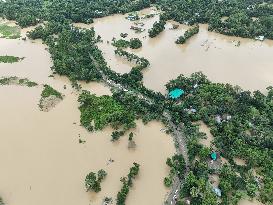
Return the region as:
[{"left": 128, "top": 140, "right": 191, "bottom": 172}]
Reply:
[
  {"left": 116, "top": 163, "right": 140, "bottom": 205},
  {"left": 85, "top": 169, "right": 107, "bottom": 193},
  {"left": 176, "top": 25, "right": 199, "bottom": 44}
]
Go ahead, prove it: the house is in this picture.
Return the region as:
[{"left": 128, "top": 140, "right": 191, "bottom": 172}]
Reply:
[
  {"left": 169, "top": 88, "right": 185, "bottom": 99},
  {"left": 211, "top": 152, "right": 217, "bottom": 161},
  {"left": 255, "top": 36, "right": 264, "bottom": 41},
  {"left": 126, "top": 14, "right": 139, "bottom": 21}
]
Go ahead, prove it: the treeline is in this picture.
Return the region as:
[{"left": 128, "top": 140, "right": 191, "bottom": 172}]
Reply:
[
  {"left": 116, "top": 163, "right": 140, "bottom": 205},
  {"left": 148, "top": 14, "right": 166, "bottom": 38},
  {"left": 115, "top": 49, "right": 149, "bottom": 71},
  {"left": 0, "top": 0, "right": 152, "bottom": 27},
  {"left": 112, "top": 38, "right": 142, "bottom": 49},
  {"left": 115, "top": 49, "right": 149, "bottom": 85},
  {"left": 175, "top": 25, "right": 199, "bottom": 44},
  {"left": 164, "top": 154, "right": 186, "bottom": 187},
  {"left": 1, "top": 0, "right": 273, "bottom": 39},
  {"left": 165, "top": 72, "right": 273, "bottom": 204},
  {"left": 157, "top": 0, "right": 273, "bottom": 40}
]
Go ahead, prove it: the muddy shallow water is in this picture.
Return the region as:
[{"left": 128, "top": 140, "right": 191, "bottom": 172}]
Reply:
[{"left": 82, "top": 8, "right": 273, "bottom": 93}]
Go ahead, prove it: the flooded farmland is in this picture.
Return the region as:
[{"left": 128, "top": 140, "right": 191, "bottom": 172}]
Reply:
[{"left": 0, "top": 6, "right": 272, "bottom": 205}]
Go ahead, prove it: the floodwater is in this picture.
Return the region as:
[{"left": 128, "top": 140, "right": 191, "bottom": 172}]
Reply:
[
  {"left": 239, "top": 199, "right": 264, "bottom": 205},
  {"left": 0, "top": 26, "right": 175, "bottom": 205},
  {"left": 81, "top": 7, "right": 273, "bottom": 93},
  {"left": 1, "top": 7, "right": 271, "bottom": 205}
]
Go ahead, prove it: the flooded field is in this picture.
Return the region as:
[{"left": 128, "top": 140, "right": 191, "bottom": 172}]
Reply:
[{"left": 83, "top": 8, "right": 273, "bottom": 93}]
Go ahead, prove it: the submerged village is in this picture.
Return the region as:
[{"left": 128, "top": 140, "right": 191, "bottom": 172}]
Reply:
[{"left": 0, "top": 1, "right": 273, "bottom": 205}]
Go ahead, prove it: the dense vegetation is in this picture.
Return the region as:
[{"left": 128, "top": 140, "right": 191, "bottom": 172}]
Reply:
[
  {"left": 0, "top": 55, "right": 23, "bottom": 63},
  {"left": 129, "top": 38, "right": 142, "bottom": 49},
  {"left": 85, "top": 169, "right": 107, "bottom": 193},
  {"left": 78, "top": 91, "right": 136, "bottom": 139},
  {"left": 157, "top": 0, "right": 273, "bottom": 40},
  {"left": 0, "top": 0, "right": 151, "bottom": 27},
  {"left": 115, "top": 49, "right": 149, "bottom": 71},
  {"left": 175, "top": 25, "right": 199, "bottom": 44},
  {"left": 0, "top": 24, "right": 20, "bottom": 39},
  {"left": 116, "top": 163, "right": 140, "bottom": 205},
  {"left": 165, "top": 72, "right": 273, "bottom": 204},
  {"left": 164, "top": 154, "right": 186, "bottom": 187}
]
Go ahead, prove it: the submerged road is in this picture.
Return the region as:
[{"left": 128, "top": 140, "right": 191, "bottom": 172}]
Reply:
[{"left": 91, "top": 54, "right": 189, "bottom": 205}]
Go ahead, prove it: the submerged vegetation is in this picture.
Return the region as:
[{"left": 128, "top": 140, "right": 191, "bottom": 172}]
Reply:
[
  {"left": 85, "top": 169, "right": 107, "bottom": 193},
  {"left": 0, "top": 24, "right": 20, "bottom": 39},
  {"left": 116, "top": 163, "right": 140, "bottom": 205},
  {"left": 39, "top": 85, "right": 63, "bottom": 112},
  {"left": 41, "top": 84, "right": 62, "bottom": 99},
  {"left": 176, "top": 25, "right": 199, "bottom": 44},
  {"left": 0, "top": 55, "right": 23, "bottom": 63},
  {"left": 0, "top": 76, "right": 37, "bottom": 87}
]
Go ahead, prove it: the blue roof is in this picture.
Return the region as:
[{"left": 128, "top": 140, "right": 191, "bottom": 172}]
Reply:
[
  {"left": 211, "top": 152, "right": 217, "bottom": 161},
  {"left": 169, "top": 88, "right": 185, "bottom": 99}
]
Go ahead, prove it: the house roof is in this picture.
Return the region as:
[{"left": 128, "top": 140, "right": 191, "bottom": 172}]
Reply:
[
  {"left": 211, "top": 152, "right": 217, "bottom": 161},
  {"left": 169, "top": 88, "right": 185, "bottom": 99}
]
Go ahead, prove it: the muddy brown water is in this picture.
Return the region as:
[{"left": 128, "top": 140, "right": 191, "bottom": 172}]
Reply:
[
  {"left": 0, "top": 7, "right": 271, "bottom": 205},
  {"left": 0, "top": 26, "right": 175, "bottom": 205},
  {"left": 78, "top": 7, "right": 273, "bottom": 93},
  {"left": 0, "top": 85, "right": 175, "bottom": 205}
]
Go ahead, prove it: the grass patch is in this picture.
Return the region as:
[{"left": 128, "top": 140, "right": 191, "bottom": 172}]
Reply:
[
  {"left": 0, "top": 76, "right": 38, "bottom": 87},
  {"left": 0, "top": 24, "right": 21, "bottom": 39},
  {"left": 0, "top": 55, "right": 24, "bottom": 63},
  {"left": 41, "top": 84, "right": 63, "bottom": 99}
]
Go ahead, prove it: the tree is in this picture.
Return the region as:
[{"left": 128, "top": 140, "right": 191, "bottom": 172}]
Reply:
[
  {"left": 129, "top": 38, "right": 142, "bottom": 49},
  {"left": 85, "top": 169, "right": 107, "bottom": 193}
]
